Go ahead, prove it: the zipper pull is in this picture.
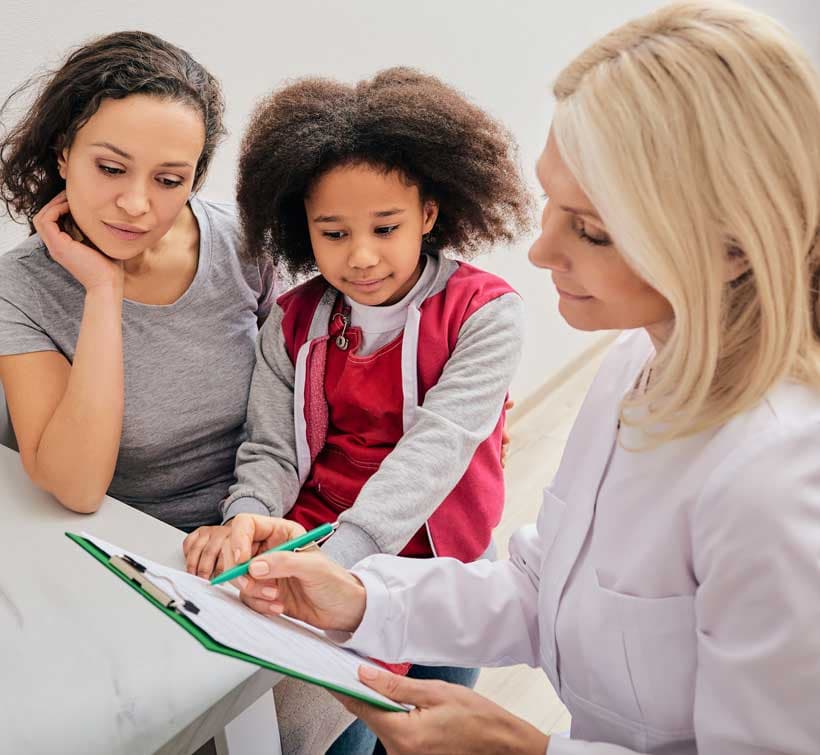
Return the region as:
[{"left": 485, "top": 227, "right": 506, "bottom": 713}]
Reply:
[{"left": 332, "top": 310, "right": 350, "bottom": 351}]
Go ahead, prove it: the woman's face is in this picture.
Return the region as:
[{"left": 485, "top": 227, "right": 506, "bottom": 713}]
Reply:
[
  {"left": 529, "top": 130, "right": 674, "bottom": 335},
  {"left": 57, "top": 94, "right": 205, "bottom": 259}
]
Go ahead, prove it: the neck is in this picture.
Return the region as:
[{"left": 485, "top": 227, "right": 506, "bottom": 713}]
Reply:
[{"left": 644, "top": 319, "right": 674, "bottom": 352}]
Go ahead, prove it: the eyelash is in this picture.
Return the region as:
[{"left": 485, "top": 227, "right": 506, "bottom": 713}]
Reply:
[
  {"left": 571, "top": 215, "right": 611, "bottom": 247},
  {"left": 97, "top": 164, "right": 184, "bottom": 188},
  {"left": 322, "top": 225, "right": 399, "bottom": 240},
  {"left": 542, "top": 193, "right": 612, "bottom": 248},
  {"left": 577, "top": 225, "right": 612, "bottom": 247}
]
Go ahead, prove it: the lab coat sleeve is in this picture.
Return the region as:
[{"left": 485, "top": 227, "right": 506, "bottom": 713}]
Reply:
[{"left": 334, "top": 520, "right": 546, "bottom": 668}]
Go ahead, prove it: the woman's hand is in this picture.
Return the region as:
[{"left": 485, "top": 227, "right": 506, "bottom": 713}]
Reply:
[
  {"left": 183, "top": 524, "right": 241, "bottom": 579},
  {"left": 222, "top": 514, "right": 367, "bottom": 633},
  {"left": 337, "top": 667, "right": 551, "bottom": 755},
  {"left": 33, "top": 192, "right": 124, "bottom": 292}
]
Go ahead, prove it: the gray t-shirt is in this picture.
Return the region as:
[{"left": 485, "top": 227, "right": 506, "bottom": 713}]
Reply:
[{"left": 0, "top": 197, "right": 277, "bottom": 529}]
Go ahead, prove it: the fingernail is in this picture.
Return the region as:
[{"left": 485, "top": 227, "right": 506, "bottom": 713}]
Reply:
[
  {"left": 249, "top": 560, "right": 269, "bottom": 577},
  {"left": 262, "top": 587, "right": 278, "bottom": 599},
  {"left": 359, "top": 665, "right": 379, "bottom": 681},
  {"left": 236, "top": 577, "right": 249, "bottom": 590},
  {"left": 234, "top": 548, "right": 241, "bottom": 562}
]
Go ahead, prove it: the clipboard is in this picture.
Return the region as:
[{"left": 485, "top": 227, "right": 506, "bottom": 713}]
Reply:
[{"left": 66, "top": 532, "right": 407, "bottom": 712}]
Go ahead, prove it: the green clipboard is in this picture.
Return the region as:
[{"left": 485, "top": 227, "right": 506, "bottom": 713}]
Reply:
[{"left": 66, "top": 531, "right": 406, "bottom": 712}]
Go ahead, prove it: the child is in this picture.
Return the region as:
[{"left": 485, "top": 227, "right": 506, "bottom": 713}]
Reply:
[{"left": 197, "top": 67, "right": 531, "bottom": 753}]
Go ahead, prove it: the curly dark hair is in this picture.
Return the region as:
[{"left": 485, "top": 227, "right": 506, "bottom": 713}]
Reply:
[
  {"left": 236, "top": 67, "right": 534, "bottom": 277},
  {"left": 0, "top": 31, "right": 226, "bottom": 230}
]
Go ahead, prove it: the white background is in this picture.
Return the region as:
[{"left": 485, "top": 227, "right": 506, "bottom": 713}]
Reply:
[{"left": 1, "top": 0, "right": 817, "bottom": 403}]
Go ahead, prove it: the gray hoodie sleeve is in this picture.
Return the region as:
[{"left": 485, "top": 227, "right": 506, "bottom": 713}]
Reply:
[
  {"left": 321, "top": 292, "right": 525, "bottom": 568},
  {"left": 221, "top": 304, "right": 301, "bottom": 521}
]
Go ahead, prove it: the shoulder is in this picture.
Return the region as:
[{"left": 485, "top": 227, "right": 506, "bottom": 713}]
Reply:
[
  {"left": 0, "top": 234, "right": 47, "bottom": 271},
  {"left": 190, "top": 196, "right": 239, "bottom": 235},
  {"left": 191, "top": 197, "right": 279, "bottom": 305},
  {"left": 694, "top": 381, "right": 820, "bottom": 561},
  {"left": 273, "top": 275, "right": 331, "bottom": 362},
  {"left": 276, "top": 274, "right": 327, "bottom": 313},
  {"left": 421, "top": 258, "right": 521, "bottom": 325},
  {"left": 191, "top": 196, "right": 242, "bottom": 262},
  {"left": 441, "top": 259, "right": 519, "bottom": 301},
  {"left": 0, "top": 234, "right": 71, "bottom": 300}
]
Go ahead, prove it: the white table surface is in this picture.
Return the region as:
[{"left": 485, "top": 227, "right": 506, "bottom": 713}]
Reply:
[{"left": 0, "top": 445, "right": 282, "bottom": 754}]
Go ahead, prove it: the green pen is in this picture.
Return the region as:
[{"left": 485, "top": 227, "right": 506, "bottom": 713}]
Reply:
[{"left": 210, "top": 521, "right": 338, "bottom": 586}]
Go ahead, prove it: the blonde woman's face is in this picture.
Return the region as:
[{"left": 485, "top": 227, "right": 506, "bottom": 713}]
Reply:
[{"left": 529, "top": 132, "right": 673, "bottom": 334}]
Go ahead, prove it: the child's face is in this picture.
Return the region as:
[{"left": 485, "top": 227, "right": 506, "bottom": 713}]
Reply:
[
  {"left": 304, "top": 163, "right": 438, "bottom": 306},
  {"left": 57, "top": 94, "right": 205, "bottom": 259}
]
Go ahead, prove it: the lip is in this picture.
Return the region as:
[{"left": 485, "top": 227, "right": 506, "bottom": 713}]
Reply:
[
  {"left": 555, "top": 286, "right": 593, "bottom": 301},
  {"left": 103, "top": 221, "right": 149, "bottom": 241},
  {"left": 347, "top": 278, "right": 386, "bottom": 290}
]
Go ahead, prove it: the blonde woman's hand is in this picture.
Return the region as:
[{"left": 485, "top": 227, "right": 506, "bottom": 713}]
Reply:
[
  {"left": 334, "top": 667, "right": 550, "bottom": 755},
  {"left": 33, "top": 192, "right": 124, "bottom": 292},
  {"left": 223, "top": 514, "right": 367, "bottom": 633}
]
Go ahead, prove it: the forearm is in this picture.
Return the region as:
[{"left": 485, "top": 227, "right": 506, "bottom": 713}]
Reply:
[
  {"left": 337, "top": 555, "right": 542, "bottom": 668},
  {"left": 32, "top": 285, "right": 124, "bottom": 512},
  {"left": 222, "top": 307, "right": 300, "bottom": 521}
]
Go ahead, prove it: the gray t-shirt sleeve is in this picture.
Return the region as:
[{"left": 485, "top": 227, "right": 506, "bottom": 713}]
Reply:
[
  {"left": 0, "top": 250, "right": 59, "bottom": 356},
  {"left": 321, "top": 292, "right": 525, "bottom": 568}
]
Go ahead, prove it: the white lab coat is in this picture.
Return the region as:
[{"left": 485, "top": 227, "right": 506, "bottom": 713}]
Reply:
[{"left": 340, "top": 330, "right": 820, "bottom": 754}]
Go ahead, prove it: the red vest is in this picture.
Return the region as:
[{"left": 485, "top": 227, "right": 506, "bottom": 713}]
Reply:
[{"left": 278, "top": 259, "right": 513, "bottom": 562}]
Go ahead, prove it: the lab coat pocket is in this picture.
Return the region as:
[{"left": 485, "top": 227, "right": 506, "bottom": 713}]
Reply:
[{"left": 595, "top": 576, "right": 696, "bottom": 737}]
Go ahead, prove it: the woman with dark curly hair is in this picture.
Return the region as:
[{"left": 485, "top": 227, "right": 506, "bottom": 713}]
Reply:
[
  {"left": 183, "top": 67, "right": 532, "bottom": 753},
  {"left": 0, "top": 32, "right": 276, "bottom": 529}
]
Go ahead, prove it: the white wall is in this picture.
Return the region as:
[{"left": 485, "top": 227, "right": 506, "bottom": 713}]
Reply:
[{"left": 1, "top": 0, "right": 818, "bottom": 403}]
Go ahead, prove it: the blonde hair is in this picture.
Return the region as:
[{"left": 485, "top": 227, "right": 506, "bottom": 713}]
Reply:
[{"left": 553, "top": 0, "right": 820, "bottom": 442}]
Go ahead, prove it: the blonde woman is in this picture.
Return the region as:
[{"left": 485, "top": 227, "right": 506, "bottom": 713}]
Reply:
[{"left": 218, "top": 2, "right": 820, "bottom": 753}]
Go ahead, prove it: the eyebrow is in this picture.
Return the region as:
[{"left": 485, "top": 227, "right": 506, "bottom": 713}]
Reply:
[
  {"left": 90, "top": 142, "right": 193, "bottom": 169},
  {"left": 535, "top": 159, "right": 603, "bottom": 222},
  {"left": 560, "top": 205, "right": 602, "bottom": 221},
  {"left": 313, "top": 208, "right": 406, "bottom": 222}
]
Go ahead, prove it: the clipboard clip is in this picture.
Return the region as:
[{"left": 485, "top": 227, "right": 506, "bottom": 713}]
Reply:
[{"left": 109, "top": 555, "right": 200, "bottom": 615}]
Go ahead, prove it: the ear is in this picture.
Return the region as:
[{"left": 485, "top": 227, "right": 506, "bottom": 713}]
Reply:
[
  {"left": 56, "top": 147, "right": 69, "bottom": 180},
  {"left": 422, "top": 199, "right": 439, "bottom": 234},
  {"left": 724, "top": 243, "right": 750, "bottom": 284}
]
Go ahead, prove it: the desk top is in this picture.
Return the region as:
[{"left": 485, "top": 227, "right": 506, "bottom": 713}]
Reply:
[{"left": 0, "top": 445, "right": 279, "bottom": 754}]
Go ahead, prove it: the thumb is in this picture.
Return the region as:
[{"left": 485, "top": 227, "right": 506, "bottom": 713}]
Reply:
[{"left": 357, "top": 665, "right": 444, "bottom": 708}]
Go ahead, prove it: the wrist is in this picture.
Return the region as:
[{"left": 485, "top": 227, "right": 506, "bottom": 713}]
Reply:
[
  {"left": 341, "top": 572, "right": 367, "bottom": 633},
  {"left": 85, "top": 279, "right": 124, "bottom": 301},
  {"left": 496, "top": 711, "right": 550, "bottom": 754}
]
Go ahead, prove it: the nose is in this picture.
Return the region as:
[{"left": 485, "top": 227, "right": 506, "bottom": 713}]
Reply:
[
  {"left": 347, "top": 239, "right": 379, "bottom": 270},
  {"left": 115, "top": 180, "right": 150, "bottom": 217},
  {"left": 528, "top": 202, "right": 570, "bottom": 273}
]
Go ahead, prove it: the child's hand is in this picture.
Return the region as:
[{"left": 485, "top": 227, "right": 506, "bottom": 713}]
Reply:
[
  {"left": 183, "top": 523, "right": 237, "bottom": 579},
  {"left": 33, "top": 192, "right": 124, "bottom": 292},
  {"left": 501, "top": 398, "right": 514, "bottom": 468},
  {"left": 224, "top": 514, "right": 368, "bottom": 633}
]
